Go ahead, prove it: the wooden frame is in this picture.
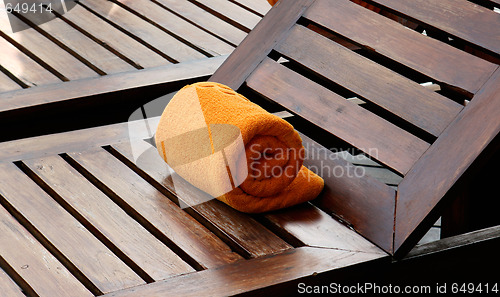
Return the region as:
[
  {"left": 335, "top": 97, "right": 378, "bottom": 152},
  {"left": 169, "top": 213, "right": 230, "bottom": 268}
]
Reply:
[{"left": 211, "top": 0, "right": 500, "bottom": 256}]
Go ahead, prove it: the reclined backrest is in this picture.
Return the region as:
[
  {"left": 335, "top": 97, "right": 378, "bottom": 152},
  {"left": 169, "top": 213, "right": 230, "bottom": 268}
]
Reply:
[{"left": 210, "top": 0, "right": 500, "bottom": 256}]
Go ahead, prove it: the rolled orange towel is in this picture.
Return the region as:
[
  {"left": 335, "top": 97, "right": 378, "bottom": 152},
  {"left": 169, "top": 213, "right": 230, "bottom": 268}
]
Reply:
[{"left": 155, "top": 82, "right": 324, "bottom": 213}]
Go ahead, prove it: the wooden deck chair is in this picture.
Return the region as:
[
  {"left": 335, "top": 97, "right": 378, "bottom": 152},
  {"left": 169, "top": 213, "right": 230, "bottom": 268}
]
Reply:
[
  {"left": 210, "top": 0, "right": 500, "bottom": 256},
  {"left": 0, "top": 0, "right": 499, "bottom": 296}
]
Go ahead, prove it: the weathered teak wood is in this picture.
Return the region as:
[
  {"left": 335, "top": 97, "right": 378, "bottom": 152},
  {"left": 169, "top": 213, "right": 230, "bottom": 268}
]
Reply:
[
  {"left": 302, "top": 0, "right": 498, "bottom": 95},
  {"left": 0, "top": 269, "right": 25, "bottom": 297},
  {"left": 24, "top": 156, "right": 195, "bottom": 281},
  {"left": 0, "top": 163, "right": 145, "bottom": 294},
  {"left": 0, "top": 204, "right": 94, "bottom": 297},
  {"left": 110, "top": 141, "right": 293, "bottom": 258},
  {"left": 366, "top": 0, "right": 500, "bottom": 55},
  {"left": 103, "top": 247, "right": 385, "bottom": 297},
  {"left": 211, "top": 0, "right": 500, "bottom": 256}
]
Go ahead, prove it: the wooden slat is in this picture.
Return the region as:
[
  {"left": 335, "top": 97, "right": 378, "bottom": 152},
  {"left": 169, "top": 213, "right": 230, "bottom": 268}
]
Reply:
[
  {"left": 192, "top": 0, "right": 262, "bottom": 32},
  {"left": 68, "top": 148, "right": 243, "bottom": 269},
  {"left": 276, "top": 25, "right": 463, "bottom": 137},
  {"left": 111, "top": 140, "right": 292, "bottom": 258},
  {"left": 299, "top": 134, "right": 396, "bottom": 253},
  {"left": 24, "top": 156, "right": 194, "bottom": 281},
  {"left": 103, "top": 247, "right": 386, "bottom": 297},
  {"left": 61, "top": 4, "right": 168, "bottom": 68},
  {"left": 247, "top": 58, "right": 430, "bottom": 175},
  {"left": 304, "top": 0, "right": 498, "bottom": 95},
  {"left": 0, "top": 55, "right": 225, "bottom": 112},
  {"left": 0, "top": 269, "right": 24, "bottom": 297},
  {"left": 35, "top": 16, "right": 136, "bottom": 75},
  {"left": 0, "top": 14, "right": 98, "bottom": 81},
  {"left": 0, "top": 163, "right": 145, "bottom": 294},
  {"left": 0, "top": 37, "right": 61, "bottom": 87},
  {"left": 395, "top": 67, "right": 500, "bottom": 255},
  {"left": 0, "top": 70, "right": 21, "bottom": 92},
  {"left": 82, "top": 0, "right": 205, "bottom": 62},
  {"left": 114, "top": 0, "right": 234, "bottom": 56},
  {"left": 0, "top": 117, "right": 159, "bottom": 163},
  {"left": 367, "top": 0, "right": 500, "bottom": 55},
  {"left": 0, "top": 204, "right": 93, "bottom": 297},
  {"left": 264, "top": 203, "right": 385, "bottom": 254},
  {"left": 211, "top": 0, "right": 315, "bottom": 89},
  {"left": 154, "top": 0, "right": 247, "bottom": 46},
  {"left": 231, "top": 0, "right": 272, "bottom": 16}
]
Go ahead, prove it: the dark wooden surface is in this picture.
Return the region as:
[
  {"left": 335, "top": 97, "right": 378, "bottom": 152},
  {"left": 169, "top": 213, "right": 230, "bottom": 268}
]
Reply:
[
  {"left": 0, "top": 0, "right": 268, "bottom": 94},
  {"left": 303, "top": 0, "right": 498, "bottom": 95},
  {"left": 366, "top": 0, "right": 500, "bottom": 55}
]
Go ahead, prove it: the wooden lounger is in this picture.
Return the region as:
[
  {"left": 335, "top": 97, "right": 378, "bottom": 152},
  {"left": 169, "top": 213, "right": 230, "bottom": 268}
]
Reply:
[{"left": 0, "top": 0, "right": 499, "bottom": 296}]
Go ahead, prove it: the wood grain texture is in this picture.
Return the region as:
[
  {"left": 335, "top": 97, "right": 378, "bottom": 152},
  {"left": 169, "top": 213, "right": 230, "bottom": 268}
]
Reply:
[
  {"left": 0, "top": 117, "right": 160, "bottom": 163},
  {"left": 0, "top": 55, "right": 225, "bottom": 112},
  {"left": 24, "top": 156, "right": 194, "bottom": 281},
  {"left": 192, "top": 0, "right": 261, "bottom": 32},
  {"left": 114, "top": 0, "right": 234, "bottom": 56},
  {"left": 395, "top": 67, "right": 500, "bottom": 255},
  {"left": 276, "top": 25, "right": 463, "bottom": 137},
  {"left": 35, "top": 16, "right": 135, "bottom": 75},
  {"left": 299, "top": 134, "right": 395, "bottom": 253},
  {"left": 232, "top": 0, "right": 272, "bottom": 16},
  {"left": 103, "top": 247, "right": 386, "bottom": 297},
  {"left": 0, "top": 37, "right": 61, "bottom": 87},
  {"left": 246, "top": 58, "right": 430, "bottom": 175},
  {"left": 0, "top": 14, "right": 98, "bottom": 81},
  {"left": 0, "top": 269, "right": 25, "bottom": 297},
  {"left": 153, "top": 0, "right": 247, "bottom": 46},
  {"left": 0, "top": 204, "right": 93, "bottom": 297},
  {"left": 304, "top": 0, "right": 498, "bottom": 95},
  {"left": 367, "top": 0, "right": 500, "bottom": 54},
  {"left": 0, "top": 70, "right": 22, "bottom": 92},
  {"left": 61, "top": 4, "right": 168, "bottom": 68},
  {"left": 264, "top": 203, "right": 385, "bottom": 254},
  {"left": 82, "top": 0, "right": 205, "bottom": 62},
  {"left": 210, "top": 0, "right": 314, "bottom": 89},
  {"left": 68, "top": 148, "right": 243, "bottom": 269},
  {"left": 111, "top": 140, "right": 292, "bottom": 259},
  {"left": 0, "top": 162, "right": 145, "bottom": 294}
]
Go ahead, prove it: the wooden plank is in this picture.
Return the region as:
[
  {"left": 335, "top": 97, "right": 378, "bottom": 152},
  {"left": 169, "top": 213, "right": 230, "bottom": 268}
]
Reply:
[
  {"left": 246, "top": 58, "right": 430, "bottom": 175},
  {"left": 0, "top": 117, "right": 159, "bottom": 163},
  {"left": 276, "top": 25, "right": 463, "bottom": 137},
  {"left": 68, "top": 148, "right": 243, "bottom": 269},
  {"left": 111, "top": 140, "right": 292, "bottom": 258},
  {"left": 211, "top": 0, "right": 315, "bottom": 89},
  {"left": 231, "top": 0, "right": 272, "bottom": 16},
  {"left": 103, "top": 247, "right": 386, "bottom": 297},
  {"left": 81, "top": 0, "right": 205, "bottom": 62},
  {"left": 0, "top": 37, "right": 61, "bottom": 87},
  {"left": 394, "top": 67, "right": 500, "bottom": 256},
  {"left": 191, "top": 0, "right": 262, "bottom": 32},
  {"left": 299, "top": 134, "right": 396, "bottom": 253},
  {"left": 0, "top": 269, "right": 24, "bottom": 297},
  {"left": 367, "top": 0, "right": 500, "bottom": 55},
  {"left": 0, "top": 162, "right": 145, "bottom": 294},
  {"left": 153, "top": 0, "right": 247, "bottom": 46},
  {"left": 0, "top": 204, "right": 93, "bottom": 297},
  {"left": 0, "top": 55, "right": 225, "bottom": 112},
  {"left": 264, "top": 203, "right": 385, "bottom": 254},
  {"left": 0, "top": 70, "right": 22, "bottom": 92},
  {"left": 0, "top": 14, "right": 99, "bottom": 81},
  {"left": 114, "top": 0, "right": 234, "bottom": 56},
  {"left": 61, "top": 3, "right": 168, "bottom": 68},
  {"left": 35, "top": 15, "right": 136, "bottom": 75},
  {"left": 23, "top": 156, "right": 194, "bottom": 281},
  {"left": 304, "top": 0, "right": 498, "bottom": 95}
]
